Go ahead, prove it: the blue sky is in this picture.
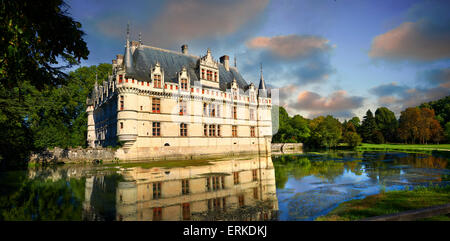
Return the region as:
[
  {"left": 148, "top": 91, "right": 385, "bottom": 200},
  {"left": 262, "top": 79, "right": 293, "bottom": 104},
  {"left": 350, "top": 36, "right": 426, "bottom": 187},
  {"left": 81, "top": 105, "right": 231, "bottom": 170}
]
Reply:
[{"left": 66, "top": 0, "right": 450, "bottom": 120}]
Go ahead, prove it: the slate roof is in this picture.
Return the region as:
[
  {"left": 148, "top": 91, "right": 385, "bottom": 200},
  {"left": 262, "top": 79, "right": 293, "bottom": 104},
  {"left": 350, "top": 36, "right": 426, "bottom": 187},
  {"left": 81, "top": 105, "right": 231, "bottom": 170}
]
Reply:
[{"left": 125, "top": 45, "right": 250, "bottom": 91}]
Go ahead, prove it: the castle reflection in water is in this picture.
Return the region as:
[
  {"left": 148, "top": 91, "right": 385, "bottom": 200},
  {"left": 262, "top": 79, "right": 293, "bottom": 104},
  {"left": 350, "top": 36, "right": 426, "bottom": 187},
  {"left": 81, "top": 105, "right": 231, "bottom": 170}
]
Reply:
[{"left": 82, "top": 155, "right": 278, "bottom": 221}]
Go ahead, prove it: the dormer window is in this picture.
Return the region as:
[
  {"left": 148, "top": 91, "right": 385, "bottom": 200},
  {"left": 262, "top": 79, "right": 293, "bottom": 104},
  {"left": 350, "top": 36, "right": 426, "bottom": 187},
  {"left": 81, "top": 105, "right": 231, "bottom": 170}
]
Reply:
[
  {"left": 151, "top": 62, "right": 164, "bottom": 89},
  {"left": 154, "top": 74, "right": 161, "bottom": 88},
  {"left": 199, "top": 48, "right": 219, "bottom": 88}
]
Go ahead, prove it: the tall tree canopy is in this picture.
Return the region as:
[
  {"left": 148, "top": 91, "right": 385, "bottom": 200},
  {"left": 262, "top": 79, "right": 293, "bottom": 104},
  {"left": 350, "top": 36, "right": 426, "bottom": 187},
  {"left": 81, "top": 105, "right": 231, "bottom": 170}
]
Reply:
[
  {"left": 348, "top": 117, "right": 361, "bottom": 131},
  {"left": 374, "top": 107, "right": 398, "bottom": 143},
  {"left": 272, "top": 106, "right": 311, "bottom": 143},
  {"left": 419, "top": 95, "right": 450, "bottom": 126},
  {"left": 398, "top": 107, "right": 443, "bottom": 144},
  {"left": 360, "top": 110, "right": 377, "bottom": 143},
  {"left": 0, "top": 1, "right": 89, "bottom": 169},
  {"left": 342, "top": 121, "right": 362, "bottom": 147},
  {"left": 32, "top": 64, "right": 111, "bottom": 149},
  {"left": 309, "top": 115, "right": 342, "bottom": 148}
]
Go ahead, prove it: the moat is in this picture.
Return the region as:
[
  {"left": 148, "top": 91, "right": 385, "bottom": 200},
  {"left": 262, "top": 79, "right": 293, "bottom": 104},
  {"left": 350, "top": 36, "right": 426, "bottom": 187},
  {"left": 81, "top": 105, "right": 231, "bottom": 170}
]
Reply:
[{"left": 0, "top": 151, "right": 449, "bottom": 221}]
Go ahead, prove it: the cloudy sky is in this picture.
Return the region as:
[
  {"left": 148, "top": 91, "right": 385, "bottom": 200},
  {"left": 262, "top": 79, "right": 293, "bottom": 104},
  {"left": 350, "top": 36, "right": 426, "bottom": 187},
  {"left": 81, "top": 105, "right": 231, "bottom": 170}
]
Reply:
[{"left": 67, "top": 0, "right": 450, "bottom": 120}]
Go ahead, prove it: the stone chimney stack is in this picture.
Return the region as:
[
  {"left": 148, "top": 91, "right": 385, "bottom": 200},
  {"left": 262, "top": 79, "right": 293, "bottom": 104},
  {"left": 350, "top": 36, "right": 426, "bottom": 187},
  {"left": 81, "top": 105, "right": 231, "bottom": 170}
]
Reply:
[
  {"left": 220, "top": 55, "right": 230, "bottom": 71},
  {"left": 181, "top": 44, "right": 188, "bottom": 54},
  {"left": 116, "top": 54, "right": 124, "bottom": 65}
]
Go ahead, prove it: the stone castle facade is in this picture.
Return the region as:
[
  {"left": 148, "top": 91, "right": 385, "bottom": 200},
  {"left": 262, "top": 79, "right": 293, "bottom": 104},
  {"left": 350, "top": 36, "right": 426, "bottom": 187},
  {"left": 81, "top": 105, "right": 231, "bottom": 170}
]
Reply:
[{"left": 86, "top": 29, "right": 272, "bottom": 160}]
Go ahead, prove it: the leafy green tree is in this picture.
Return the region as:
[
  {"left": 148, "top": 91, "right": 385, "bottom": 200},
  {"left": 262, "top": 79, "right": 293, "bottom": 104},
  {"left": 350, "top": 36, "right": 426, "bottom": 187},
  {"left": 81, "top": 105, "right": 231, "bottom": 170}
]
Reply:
[
  {"left": 0, "top": 1, "right": 89, "bottom": 169},
  {"left": 360, "top": 110, "right": 377, "bottom": 143},
  {"left": 419, "top": 96, "right": 450, "bottom": 127},
  {"left": 289, "top": 115, "right": 311, "bottom": 142},
  {"left": 272, "top": 107, "right": 311, "bottom": 143},
  {"left": 309, "top": 115, "right": 342, "bottom": 148},
  {"left": 342, "top": 121, "right": 362, "bottom": 147},
  {"left": 374, "top": 107, "right": 398, "bottom": 143},
  {"left": 372, "top": 130, "right": 385, "bottom": 144},
  {"left": 348, "top": 117, "right": 361, "bottom": 132},
  {"left": 344, "top": 132, "right": 362, "bottom": 147},
  {"left": 444, "top": 122, "right": 450, "bottom": 143},
  {"left": 32, "top": 64, "right": 111, "bottom": 149}
]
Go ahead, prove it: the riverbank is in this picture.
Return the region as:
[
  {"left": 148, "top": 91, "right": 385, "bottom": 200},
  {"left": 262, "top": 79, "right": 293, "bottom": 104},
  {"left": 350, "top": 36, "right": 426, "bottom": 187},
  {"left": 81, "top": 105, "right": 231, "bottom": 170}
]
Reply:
[
  {"left": 316, "top": 185, "right": 450, "bottom": 221},
  {"left": 357, "top": 143, "right": 450, "bottom": 155}
]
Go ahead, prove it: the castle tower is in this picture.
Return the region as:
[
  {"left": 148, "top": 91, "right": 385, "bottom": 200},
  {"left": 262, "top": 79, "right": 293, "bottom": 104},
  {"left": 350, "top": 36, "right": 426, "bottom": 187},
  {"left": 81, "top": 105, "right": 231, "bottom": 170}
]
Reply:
[
  {"left": 86, "top": 97, "right": 96, "bottom": 148},
  {"left": 116, "top": 24, "right": 138, "bottom": 150}
]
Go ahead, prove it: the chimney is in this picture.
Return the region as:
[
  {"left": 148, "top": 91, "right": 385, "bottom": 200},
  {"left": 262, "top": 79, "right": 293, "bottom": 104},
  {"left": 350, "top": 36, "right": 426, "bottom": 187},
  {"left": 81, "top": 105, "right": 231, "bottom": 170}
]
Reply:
[
  {"left": 181, "top": 44, "right": 188, "bottom": 54},
  {"left": 220, "top": 55, "right": 230, "bottom": 71},
  {"left": 116, "top": 54, "right": 124, "bottom": 65}
]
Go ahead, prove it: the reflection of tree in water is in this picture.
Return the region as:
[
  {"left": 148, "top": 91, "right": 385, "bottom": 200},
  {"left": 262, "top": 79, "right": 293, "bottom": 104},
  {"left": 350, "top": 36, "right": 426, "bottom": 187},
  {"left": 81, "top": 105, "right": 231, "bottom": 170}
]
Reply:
[
  {"left": 0, "top": 172, "right": 85, "bottom": 221},
  {"left": 273, "top": 155, "right": 350, "bottom": 188},
  {"left": 363, "top": 152, "right": 449, "bottom": 184},
  {"left": 398, "top": 154, "right": 447, "bottom": 169},
  {"left": 273, "top": 152, "right": 448, "bottom": 189},
  {"left": 82, "top": 174, "right": 124, "bottom": 221}
]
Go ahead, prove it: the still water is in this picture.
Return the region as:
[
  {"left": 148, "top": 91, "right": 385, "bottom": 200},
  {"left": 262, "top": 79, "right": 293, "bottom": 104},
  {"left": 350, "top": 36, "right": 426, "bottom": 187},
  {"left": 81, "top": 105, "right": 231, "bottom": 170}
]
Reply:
[{"left": 0, "top": 151, "right": 449, "bottom": 221}]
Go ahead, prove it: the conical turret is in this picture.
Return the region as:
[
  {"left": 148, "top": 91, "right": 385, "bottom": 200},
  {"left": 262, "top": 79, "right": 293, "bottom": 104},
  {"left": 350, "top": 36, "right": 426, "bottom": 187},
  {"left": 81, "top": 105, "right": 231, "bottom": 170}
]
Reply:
[
  {"left": 258, "top": 63, "right": 267, "bottom": 97},
  {"left": 124, "top": 22, "right": 133, "bottom": 71}
]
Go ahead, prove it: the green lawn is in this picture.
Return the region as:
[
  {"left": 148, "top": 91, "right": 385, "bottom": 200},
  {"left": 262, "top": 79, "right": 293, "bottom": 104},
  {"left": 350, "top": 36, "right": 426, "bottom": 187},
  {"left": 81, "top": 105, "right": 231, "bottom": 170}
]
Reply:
[
  {"left": 316, "top": 185, "right": 450, "bottom": 221},
  {"left": 357, "top": 143, "right": 450, "bottom": 152}
]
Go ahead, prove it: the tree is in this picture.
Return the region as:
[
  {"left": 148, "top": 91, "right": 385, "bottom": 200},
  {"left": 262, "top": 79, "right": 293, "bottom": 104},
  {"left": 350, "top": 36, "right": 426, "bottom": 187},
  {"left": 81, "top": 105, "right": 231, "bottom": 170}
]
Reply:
[
  {"left": 445, "top": 122, "right": 450, "bottom": 143},
  {"left": 360, "top": 110, "right": 377, "bottom": 143},
  {"left": 289, "top": 115, "right": 311, "bottom": 142},
  {"left": 348, "top": 117, "right": 361, "bottom": 131},
  {"left": 32, "top": 64, "right": 112, "bottom": 149},
  {"left": 397, "top": 107, "right": 443, "bottom": 144},
  {"left": 342, "top": 122, "right": 362, "bottom": 147},
  {"left": 272, "top": 107, "right": 311, "bottom": 143},
  {"left": 419, "top": 96, "right": 450, "bottom": 127},
  {"left": 0, "top": 1, "right": 89, "bottom": 169},
  {"left": 372, "top": 130, "right": 385, "bottom": 144},
  {"left": 430, "top": 119, "right": 444, "bottom": 144},
  {"left": 344, "top": 132, "right": 362, "bottom": 147},
  {"left": 309, "top": 115, "right": 342, "bottom": 148},
  {"left": 398, "top": 107, "right": 421, "bottom": 144},
  {"left": 374, "top": 107, "right": 398, "bottom": 143}
]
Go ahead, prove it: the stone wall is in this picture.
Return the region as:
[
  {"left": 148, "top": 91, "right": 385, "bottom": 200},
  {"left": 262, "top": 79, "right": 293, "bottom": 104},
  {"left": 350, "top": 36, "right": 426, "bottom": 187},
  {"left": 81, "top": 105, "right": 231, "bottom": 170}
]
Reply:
[
  {"left": 271, "top": 143, "right": 303, "bottom": 153},
  {"left": 30, "top": 147, "right": 117, "bottom": 164}
]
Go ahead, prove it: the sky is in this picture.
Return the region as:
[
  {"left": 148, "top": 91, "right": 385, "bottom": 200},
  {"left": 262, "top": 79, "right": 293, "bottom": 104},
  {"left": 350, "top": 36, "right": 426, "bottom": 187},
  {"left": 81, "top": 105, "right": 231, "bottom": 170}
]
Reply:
[{"left": 66, "top": 0, "right": 450, "bottom": 120}]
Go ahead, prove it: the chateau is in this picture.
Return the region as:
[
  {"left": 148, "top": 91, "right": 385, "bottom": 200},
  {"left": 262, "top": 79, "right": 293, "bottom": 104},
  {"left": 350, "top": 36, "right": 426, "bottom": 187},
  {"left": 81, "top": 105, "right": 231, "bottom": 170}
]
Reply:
[{"left": 86, "top": 29, "right": 272, "bottom": 160}]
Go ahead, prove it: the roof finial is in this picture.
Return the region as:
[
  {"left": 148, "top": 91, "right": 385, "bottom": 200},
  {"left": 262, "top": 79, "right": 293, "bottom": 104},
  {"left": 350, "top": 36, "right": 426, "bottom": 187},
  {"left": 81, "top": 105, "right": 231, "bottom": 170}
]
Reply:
[
  {"left": 258, "top": 62, "right": 266, "bottom": 91},
  {"left": 126, "top": 21, "right": 130, "bottom": 42},
  {"left": 260, "top": 63, "right": 263, "bottom": 79}
]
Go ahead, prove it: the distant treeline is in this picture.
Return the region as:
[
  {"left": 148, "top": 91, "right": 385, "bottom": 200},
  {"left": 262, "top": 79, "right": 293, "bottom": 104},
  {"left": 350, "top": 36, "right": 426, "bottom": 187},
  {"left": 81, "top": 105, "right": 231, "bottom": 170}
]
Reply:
[{"left": 272, "top": 95, "right": 450, "bottom": 148}]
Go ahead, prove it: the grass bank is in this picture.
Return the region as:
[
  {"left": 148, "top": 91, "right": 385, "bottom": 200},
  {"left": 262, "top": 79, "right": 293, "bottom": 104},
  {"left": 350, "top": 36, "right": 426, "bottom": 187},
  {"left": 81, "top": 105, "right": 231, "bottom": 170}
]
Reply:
[
  {"left": 316, "top": 185, "right": 450, "bottom": 221},
  {"left": 357, "top": 143, "right": 450, "bottom": 154}
]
